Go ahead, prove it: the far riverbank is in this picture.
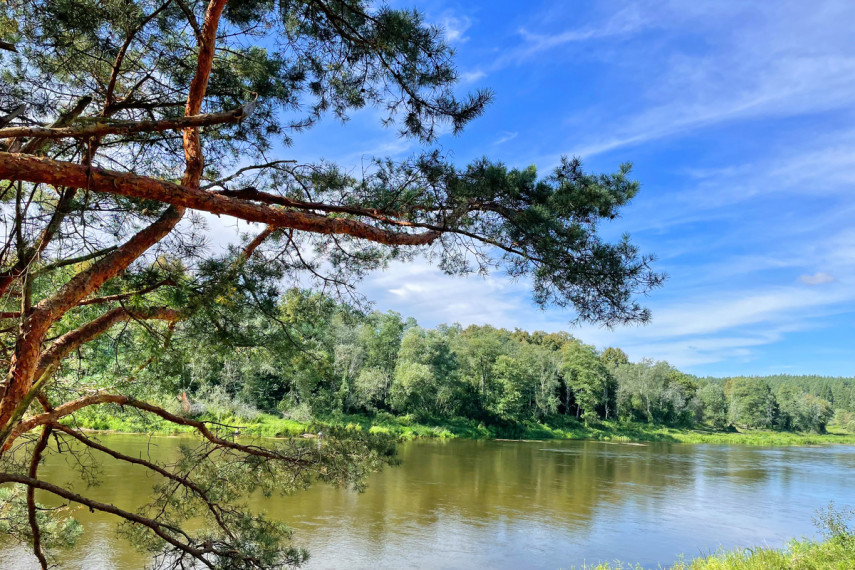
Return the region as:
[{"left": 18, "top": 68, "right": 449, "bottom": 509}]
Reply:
[{"left": 67, "top": 405, "right": 855, "bottom": 446}]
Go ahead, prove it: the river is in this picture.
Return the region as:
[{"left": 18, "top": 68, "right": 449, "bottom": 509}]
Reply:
[{"left": 2, "top": 435, "right": 853, "bottom": 569}]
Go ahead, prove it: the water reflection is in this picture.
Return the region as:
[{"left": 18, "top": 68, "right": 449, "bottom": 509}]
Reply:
[{"left": 2, "top": 436, "right": 853, "bottom": 569}]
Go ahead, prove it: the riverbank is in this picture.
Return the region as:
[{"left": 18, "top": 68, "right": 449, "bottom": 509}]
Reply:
[
  {"left": 66, "top": 406, "right": 855, "bottom": 446},
  {"left": 588, "top": 535, "right": 855, "bottom": 569}
]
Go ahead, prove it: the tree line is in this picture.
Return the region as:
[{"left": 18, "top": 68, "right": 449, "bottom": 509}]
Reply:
[{"left": 150, "top": 289, "right": 851, "bottom": 434}]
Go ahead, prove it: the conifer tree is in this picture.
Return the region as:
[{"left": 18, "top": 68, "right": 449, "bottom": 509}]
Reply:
[{"left": 0, "top": 1, "right": 662, "bottom": 566}]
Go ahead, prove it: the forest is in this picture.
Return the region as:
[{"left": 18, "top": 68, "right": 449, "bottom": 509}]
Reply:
[{"left": 74, "top": 288, "right": 854, "bottom": 436}]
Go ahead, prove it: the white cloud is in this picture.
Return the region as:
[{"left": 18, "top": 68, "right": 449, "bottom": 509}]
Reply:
[
  {"left": 644, "top": 288, "right": 849, "bottom": 339},
  {"left": 459, "top": 70, "right": 487, "bottom": 84},
  {"left": 564, "top": 284, "right": 853, "bottom": 369},
  {"left": 769, "top": 143, "right": 855, "bottom": 191},
  {"left": 441, "top": 15, "right": 471, "bottom": 44},
  {"left": 342, "top": 136, "right": 413, "bottom": 164},
  {"left": 365, "top": 258, "right": 523, "bottom": 327},
  {"left": 198, "top": 211, "right": 245, "bottom": 250},
  {"left": 799, "top": 272, "right": 835, "bottom": 286},
  {"left": 514, "top": 4, "right": 648, "bottom": 58},
  {"left": 493, "top": 131, "right": 518, "bottom": 145}
]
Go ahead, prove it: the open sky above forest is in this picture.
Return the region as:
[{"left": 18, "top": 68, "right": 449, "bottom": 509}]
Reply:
[{"left": 213, "top": 0, "right": 855, "bottom": 377}]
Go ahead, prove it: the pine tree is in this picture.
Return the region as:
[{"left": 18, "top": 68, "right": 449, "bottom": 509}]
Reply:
[{"left": 0, "top": 1, "right": 662, "bottom": 566}]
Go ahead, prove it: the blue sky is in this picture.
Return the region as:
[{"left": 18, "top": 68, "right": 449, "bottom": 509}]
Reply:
[{"left": 219, "top": 0, "right": 855, "bottom": 377}]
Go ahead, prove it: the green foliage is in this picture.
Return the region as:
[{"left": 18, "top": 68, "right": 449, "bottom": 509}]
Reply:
[
  {"left": 726, "top": 377, "right": 779, "bottom": 429},
  {"left": 561, "top": 341, "right": 613, "bottom": 425},
  {"left": 493, "top": 354, "right": 532, "bottom": 422},
  {"left": 66, "top": 405, "right": 855, "bottom": 448},
  {"left": 439, "top": 157, "right": 665, "bottom": 324},
  {"left": 113, "top": 288, "right": 855, "bottom": 443},
  {"left": 0, "top": 487, "right": 83, "bottom": 562},
  {"left": 522, "top": 343, "right": 562, "bottom": 419},
  {"left": 390, "top": 361, "right": 436, "bottom": 416},
  {"left": 814, "top": 502, "right": 855, "bottom": 546},
  {"left": 698, "top": 382, "right": 729, "bottom": 429},
  {"left": 778, "top": 386, "right": 834, "bottom": 433},
  {"left": 8, "top": 0, "right": 832, "bottom": 566},
  {"left": 833, "top": 409, "right": 855, "bottom": 432},
  {"left": 455, "top": 325, "right": 507, "bottom": 416},
  {"left": 613, "top": 360, "right": 695, "bottom": 425},
  {"left": 731, "top": 375, "right": 855, "bottom": 414},
  {"left": 601, "top": 347, "right": 630, "bottom": 369},
  {"left": 2, "top": 0, "right": 664, "bottom": 330}
]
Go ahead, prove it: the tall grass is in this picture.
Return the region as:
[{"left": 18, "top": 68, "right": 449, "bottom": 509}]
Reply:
[{"left": 584, "top": 537, "right": 855, "bottom": 569}]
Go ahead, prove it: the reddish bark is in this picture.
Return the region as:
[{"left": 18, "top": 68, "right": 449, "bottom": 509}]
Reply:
[
  {"left": 0, "top": 101, "right": 257, "bottom": 140},
  {"left": 26, "top": 425, "right": 52, "bottom": 570},
  {"left": 0, "top": 1, "right": 236, "bottom": 445},
  {"left": 0, "top": 205, "right": 185, "bottom": 434},
  {"left": 180, "top": 391, "right": 192, "bottom": 413},
  {"left": 0, "top": 153, "right": 440, "bottom": 246},
  {"left": 182, "top": 0, "right": 229, "bottom": 190},
  {"left": 36, "top": 306, "right": 183, "bottom": 376}
]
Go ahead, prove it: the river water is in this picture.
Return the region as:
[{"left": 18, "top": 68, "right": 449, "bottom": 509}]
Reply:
[{"left": 2, "top": 435, "right": 853, "bottom": 569}]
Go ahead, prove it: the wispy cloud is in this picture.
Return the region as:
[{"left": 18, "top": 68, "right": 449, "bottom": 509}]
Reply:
[
  {"left": 641, "top": 287, "right": 851, "bottom": 340},
  {"left": 569, "top": 55, "right": 855, "bottom": 157},
  {"left": 459, "top": 70, "right": 487, "bottom": 84},
  {"left": 569, "top": 98, "right": 768, "bottom": 157},
  {"left": 440, "top": 14, "right": 471, "bottom": 43},
  {"left": 493, "top": 131, "right": 518, "bottom": 145},
  {"left": 800, "top": 272, "right": 835, "bottom": 286},
  {"left": 564, "top": 280, "right": 855, "bottom": 369},
  {"left": 511, "top": 4, "right": 649, "bottom": 61},
  {"left": 495, "top": 2, "right": 855, "bottom": 159}
]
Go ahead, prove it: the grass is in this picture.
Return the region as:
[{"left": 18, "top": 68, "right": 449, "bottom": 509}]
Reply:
[
  {"left": 62, "top": 404, "right": 309, "bottom": 437},
  {"left": 64, "top": 405, "right": 855, "bottom": 446},
  {"left": 583, "top": 536, "right": 855, "bottom": 569}
]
